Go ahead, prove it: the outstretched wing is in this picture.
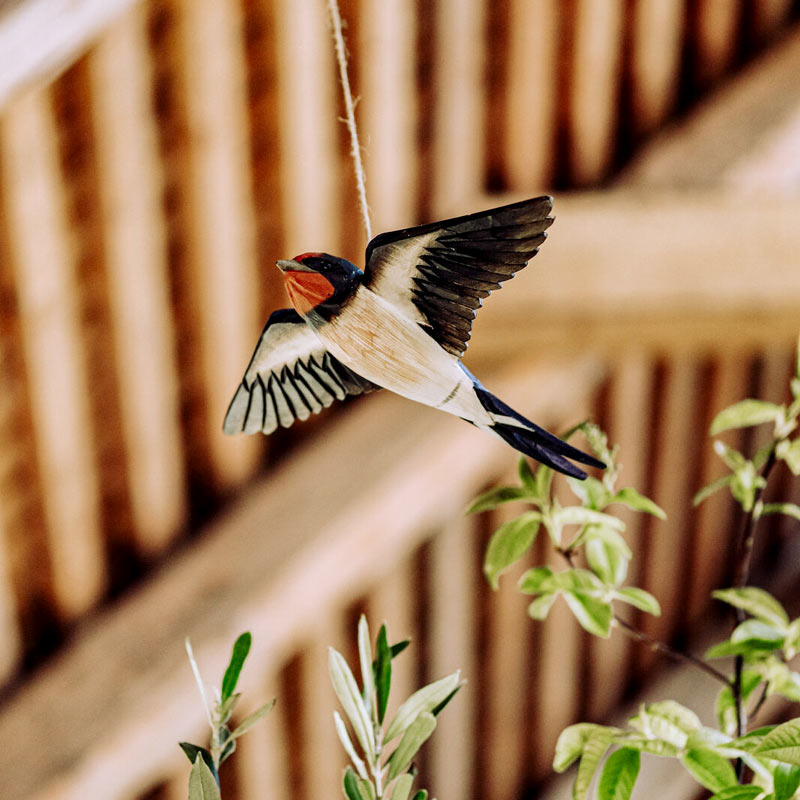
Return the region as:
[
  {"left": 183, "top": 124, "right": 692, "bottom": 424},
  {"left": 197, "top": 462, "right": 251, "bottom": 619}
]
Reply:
[
  {"left": 223, "top": 309, "right": 379, "bottom": 435},
  {"left": 363, "top": 196, "right": 554, "bottom": 357}
]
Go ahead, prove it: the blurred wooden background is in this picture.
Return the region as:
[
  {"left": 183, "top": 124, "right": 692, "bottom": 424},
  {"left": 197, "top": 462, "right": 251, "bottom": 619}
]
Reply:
[{"left": 0, "top": 1, "right": 799, "bottom": 798}]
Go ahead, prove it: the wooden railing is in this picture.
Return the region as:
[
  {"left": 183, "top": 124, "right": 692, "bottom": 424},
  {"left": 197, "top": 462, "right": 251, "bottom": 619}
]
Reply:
[{"left": 0, "top": 1, "right": 799, "bottom": 799}]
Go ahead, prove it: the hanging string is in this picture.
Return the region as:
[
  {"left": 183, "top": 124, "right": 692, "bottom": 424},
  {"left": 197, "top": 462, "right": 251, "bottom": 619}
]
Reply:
[{"left": 326, "top": 0, "right": 372, "bottom": 242}]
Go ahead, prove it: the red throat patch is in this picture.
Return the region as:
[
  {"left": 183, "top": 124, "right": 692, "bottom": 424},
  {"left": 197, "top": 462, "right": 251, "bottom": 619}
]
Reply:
[{"left": 283, "top": 270, "right": 335, "bottom": 315}]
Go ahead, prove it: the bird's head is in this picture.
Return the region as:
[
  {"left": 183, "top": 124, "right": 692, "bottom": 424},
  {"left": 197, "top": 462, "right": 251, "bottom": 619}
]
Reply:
[{"left": 277, "top": 253, "right": 362, "bottom": 319}]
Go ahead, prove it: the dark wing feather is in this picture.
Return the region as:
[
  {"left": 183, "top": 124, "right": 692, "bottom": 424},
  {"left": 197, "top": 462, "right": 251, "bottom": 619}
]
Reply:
[
  {"left": 363, "top": 196, "right": 554, "bottom": 356},
  {"left": 223, "top": 308, "right": 379, "bottom": 435}
]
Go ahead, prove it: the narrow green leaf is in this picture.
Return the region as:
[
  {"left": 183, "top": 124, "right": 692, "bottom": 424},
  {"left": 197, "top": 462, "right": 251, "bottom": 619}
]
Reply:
[
  {"left": 567, "top": 475, "right": 610, "bottom": 509},
  {"left": 713, "top": 588, "right": 790, "bottom": 628},
  {"left": 466, "top": 486, "right": 530, "bottom": 514},
  {"left": 694, "top": 475, "right": 735, "bottom": 507},
  {"left": 229, "top": 698, "right": 276, "bottom": 741},
  {"left": 533, "top": 462, "right": 554, "bottom": 502},
  {"left": 411, "top": 791, "right": 428, "bottom": 800},
  {"left": 389, "top": 773, "right": 415, "bottom": 800},
  {"left": 716, "top": 673, "right": 761, "bottom": 737},
  {"left": 357, "top": 777, "right": 377, "bottom": 800},
  {"left": 774, "top": 762, "right": 800, "bottom": 800},
  {"left": 616, "top": 735, "right": 679, "bottom": 758},
  {"left": 221, "top": 632, "right": 252, "bottom": 702},
  {"left": 629, "top": 701, "right": 700, "bottom": 749},
  {"left": 763, "top": 502, "right": 800, "bottom": 522},
  {"left": 483, "top": 512, "right": 541, "bottom": 588},
  {"left": 611, "top": 487, "right": 666, "bottom": 519},
  {"left": 430, "top": 684, "right": 462, "bottom": 717},
  {"left": 598, "top": 748, "right": 640, "bottom": 800},
  {"left": 384, "top": 672, "right": 461, "bottom": 743},
  {"left": 188, "top": 754, "right": 222, "bottom": 800},
  {"left": 358, "top": 616, "right": 376, "bottom": 714},
  {"left": 710, "top": 399, "right": 783, "bottom": 435},
  {"left": 733, "top": 618, "right": 786, "bottom": 646},
  {"left": 553, "top": 724, "right": 620, "bottom": 772},
  {"left": 374, "top": 625, "right": 392, "bottom": 725},
  {"left": 723, "top": 726, "right": 777, "bottom": 755},
  {"left": 390, "top": 640, "right": 411, "bottom": 659},
  {"left": 179, "top": 743, "right": 217, "bottom": 783},
  {"left": 386, "top": 712, "right": 436, "bottom": 781},
  {"left": 343, "top": 767, "right": 363, "bottom": 800},
  {"left": 329, "top": 648, "right": 375, "bottom": 756},
  {"left": 615, "top": 587, "right": 661, "bottom": 616},
  {"left": 518, "top": 456, "right": 538, "bottom": 493},
  {"left": 555, "top": 506, "right": 625, "bottom": 530},
  {"left": 714, "top": 441, "right": 748, "bottom": 472},
  {"left": 754, "top": 718, "right": 800, "bottom": 765},
  {"left": 334, "top": 710, "right": 369, "bottom": 779},
  {"left": 680, "top": 747, "right": 737, "bottom": 793},
  {"left": 564, "top": 591, "right": 613, "bottom": 638},
  {"left": 708, "top": 787, "right": 763, "bottom": 800}
]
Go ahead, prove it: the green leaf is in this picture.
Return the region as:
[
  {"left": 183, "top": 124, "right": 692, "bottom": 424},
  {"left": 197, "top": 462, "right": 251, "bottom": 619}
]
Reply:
[
  {"left": 564, "top": 591, "right": 613, "bottom": 638},
  {"left": 343, "top": 767, "right": 363, "bottom": 800},
  {"left": 179, "top": 743, "right": 217, "bottom": 784},
  {"left": 716, "top": 672, "right": 761, "bottom": 737},
  {"left": 518, "top": 566, "right": 554, "bottom": 594},
  {"left": 714, "top": 441, "right": 748, "bottom": 472},
  {"left": 615, "top": 587, "right": 661, "bottom": 616},
  {"left": 709, "top": 787, "right": 763, "bottom": 800},
  {"left": 527, "top": 593, "right": 557, "bottom": 620},
  {"left": 710, "top": 399, "right": 784, "bottom": 435},
  {"left": 598, "top": 748, "right": 640, "bottom": 800},
  {"left": 518, "top": 456, "right": 538, "bottom": 494},
  {"left": 578, "top": 525, "right": 632, "bottom": 560},
  {"left": 386, "top": 712, "right": 436, "bottom": 781},
  {"left": 188, "top": 754, "right": 222, "bottom": 800},
  {"left": 616, "top": 735, "right": 679, "bottom": 757},
  {"left": 723, "top": 726, "right": 777, "bottom": 755},
  {"left": 629, "top": 701, "right": 700, "bottom": 749},
  {"left": 389, "top": 773, "right": 415, "bottom": 800},
  {"left": 762, "top": 502, "right": 800, "bottom": 522},
  {"left": 384, "top": 672, "right": 461, "bottom": 743},
  {"left": 374, "top": 625, "right": 392, "bottom": 725},
  {"left": 357, "top": 777, "right": 377, "bottom": 800},
  {"left": 533, "top": 462, "right": 554, "bottom": 502},
  {"left": 555, "top": 506, "right": 625, "bottom": 531},
  {"left": 221, "top": 632, "right": 252, "bottom": 702},
  {"left": 329, "top": 648, "right": 375, "bottom": 756},
  {"left": 483, "top": 512, "right": 541, "bottom": 589},
  {"left": 229, "top": 698, "right": 276, "bottom": 741},
  {"left": 586, "top": 537, "right": 628, "bottom": 587},
  {"left": 553, "top": 723, "right": 619, "bottom": 772},
  {"left": 680, "top": 747, "right": 737, "bottom": 793},
  {"left": 575, "top": 728, "right": 617, "bottom": 800},
  {"left": 411, "top": 792, "right": 428, "bottom": 800},
  {"left": 357, "top": 616, "right": 376, "bottom": 713},
  {"left": 334, "top": 710, "right": 369, "bottom": 779},
  {"left": 390, "top": 640, "right": 411, "bottom": 659},
  {"left": 567, "top": 475, "right": 609, "bottom": 509},
  {"left": 611, "top": 487, "right": 666, "bottom": 519},
  {"left": 466, "top": 486, "right": 530, "bottom": 514},
  {"left": 775, "top": 439, "right": 800, "bottom": 475},
  {"left": 713, "top": 588, "right": 790, "bottom": 628},
  {"left": 694, "top": 475, "right": 734, "bottom": 507},
  {"left": 755, "top": 719, "right": 800, "bottom": 765},
  {"left": 774, "top": 762, "right": 800, "bottom": 800}
]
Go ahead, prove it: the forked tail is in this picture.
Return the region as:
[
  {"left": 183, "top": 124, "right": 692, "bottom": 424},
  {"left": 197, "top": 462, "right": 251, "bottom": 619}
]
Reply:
[{"left": 474, "top": 386, "right": 605, "bottom": 479}]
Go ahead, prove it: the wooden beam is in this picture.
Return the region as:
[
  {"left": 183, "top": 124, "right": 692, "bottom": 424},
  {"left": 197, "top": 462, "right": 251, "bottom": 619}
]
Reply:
[
  {"left": 0, "top": 358, "right": 603, "bottom": 800},
  {"left": 620, "top": 24, "right": 800, "bottom": 188},
  {"left": 0, "top": 0, "right": 142, "bottom": 110}
]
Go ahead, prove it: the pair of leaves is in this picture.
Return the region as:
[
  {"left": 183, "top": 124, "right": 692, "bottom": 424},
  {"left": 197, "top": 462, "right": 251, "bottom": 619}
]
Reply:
[{"left": 343, "top": 768, "right": 429, "bottom": 800}]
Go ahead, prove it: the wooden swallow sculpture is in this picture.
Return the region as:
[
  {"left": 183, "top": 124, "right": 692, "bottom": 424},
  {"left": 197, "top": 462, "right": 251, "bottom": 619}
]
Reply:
[{"left": 223, "top": 196, "right": 603, "bottom": 478}]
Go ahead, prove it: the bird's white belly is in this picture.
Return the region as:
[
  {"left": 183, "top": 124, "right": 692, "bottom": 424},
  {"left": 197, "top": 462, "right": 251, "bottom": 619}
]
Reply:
[{"left": 312, "top": 288, "right": 490, "bottom": 423}]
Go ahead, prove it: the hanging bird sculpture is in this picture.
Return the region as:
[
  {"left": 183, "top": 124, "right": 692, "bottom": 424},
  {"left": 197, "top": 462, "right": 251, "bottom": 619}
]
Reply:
[{"left": 223, "top": 196, "right": 603, "bottom": 478}]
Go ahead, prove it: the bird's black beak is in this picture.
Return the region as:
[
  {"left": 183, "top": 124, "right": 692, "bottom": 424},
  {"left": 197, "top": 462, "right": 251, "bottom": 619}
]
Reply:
[{"left": 277, "top": 259, "right": 313, "bottom": 273}]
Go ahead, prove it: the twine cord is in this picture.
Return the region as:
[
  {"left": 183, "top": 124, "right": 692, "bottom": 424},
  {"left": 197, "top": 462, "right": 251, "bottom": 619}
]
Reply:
[{"left": 326, "top": 0, "right": 372, "bottom": 242}]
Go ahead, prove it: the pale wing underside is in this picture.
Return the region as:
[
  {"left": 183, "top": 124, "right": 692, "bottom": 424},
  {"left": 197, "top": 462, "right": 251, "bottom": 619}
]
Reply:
[
  {"left": 223, "top": 309, "right": 378, "bottom": 435},
  {"left": 364, "top": 196, "right": 554, "bottom": 357}
]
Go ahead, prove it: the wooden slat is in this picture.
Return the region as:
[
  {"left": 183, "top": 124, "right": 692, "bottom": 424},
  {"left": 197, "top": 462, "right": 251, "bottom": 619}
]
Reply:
[
  {"left": 629, "top": 0, "right": 683, "bottom": 135},
  {"left": 753, "top": 0, "right": 795, "bottom": 41},
  {"left": 431, "top": 0, "right": 486, "bottom": 215},
  {"left": 427, "top": 516, "right": 478, "bottom": 800},
  {"left": 693, "top": 0, "right": 740, "bottom": 86},
  {"left": 175, "top": 0, "right": 262, "bottom": 490},
  {"left": 88, "top": 4, "right": 186, "bottom": 553},
  {"left": 0, "top": 89, "right": 105, "bottom": 619},
  {"left": 359, "top": 0, "right": 418, "bottom": 234},
  {"left": 0, "top": 0, "right": 144, "bottom": 110},
  {"left": 567, "top": 0, "right": 624, "bottom": 184},
  {"left": 274, "top": 0, "right": 339, "bottom": 255},
  {"left": 0, "top": 505, "right": 20, "bottom": 683},
  {"left": 0, "top": 359, "right": 602, "bottom": 800},
  {"left": 504, "top": 0, "right": 558, "bottom": 190}
]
